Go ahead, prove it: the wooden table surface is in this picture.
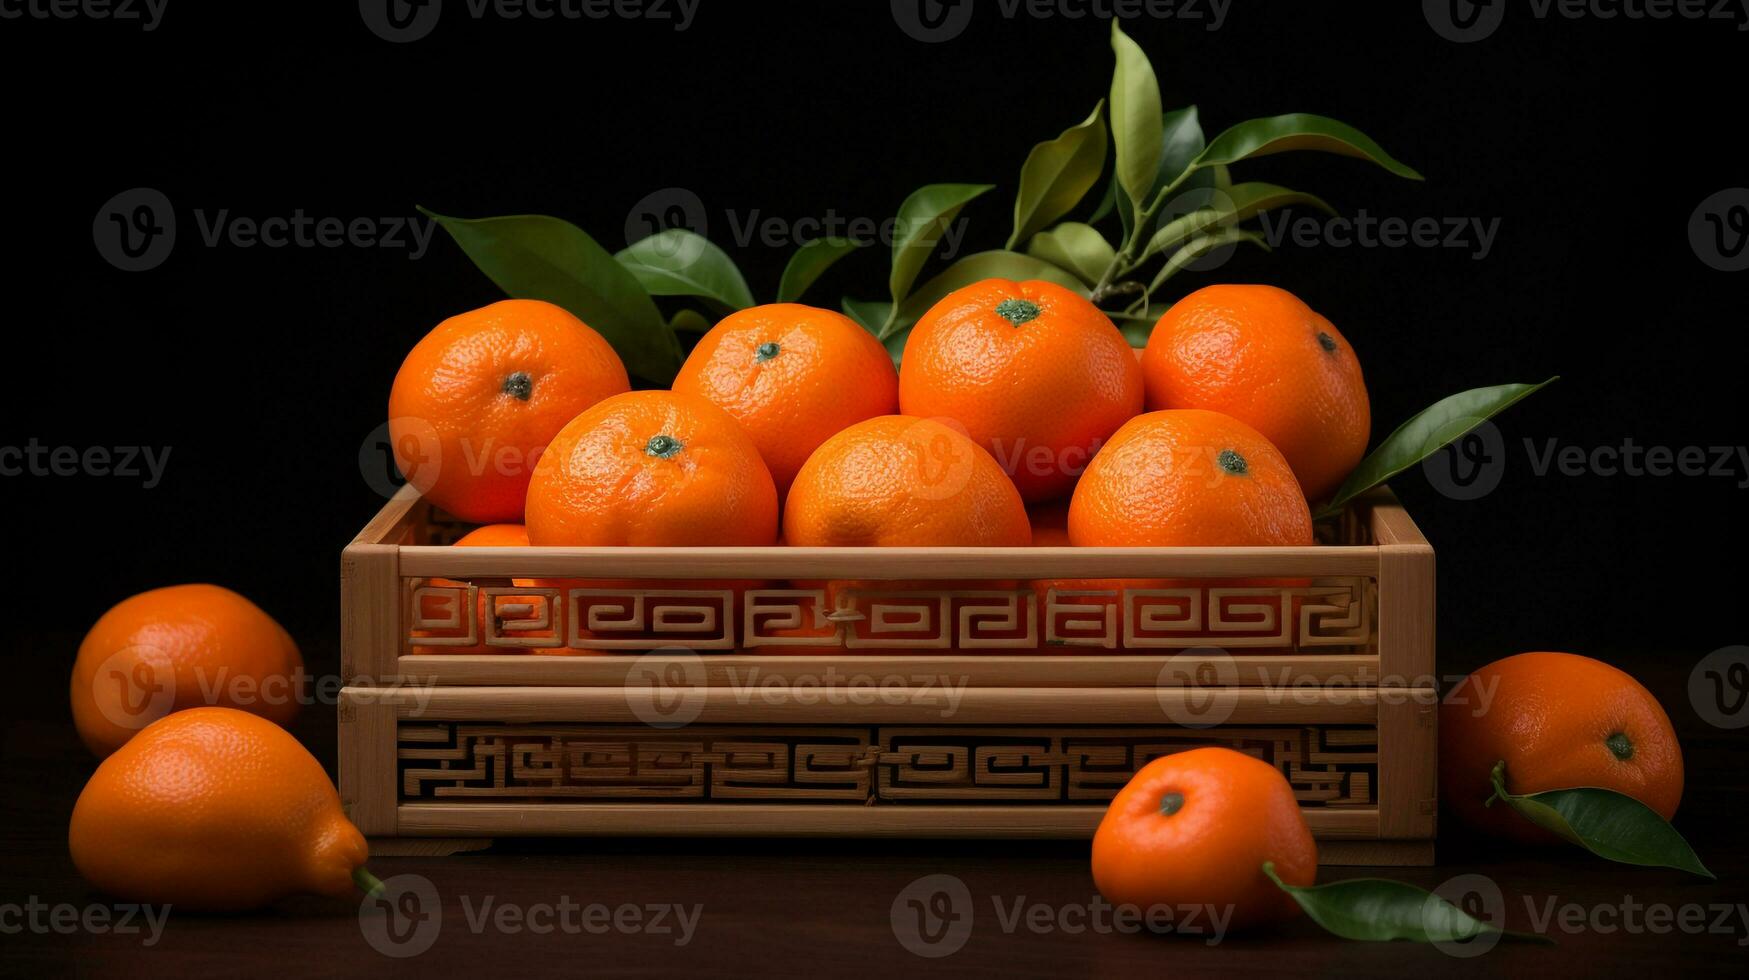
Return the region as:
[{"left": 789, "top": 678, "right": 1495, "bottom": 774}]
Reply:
[{"left": 6, "top": 640, "right": 1746, "bottom": 977}]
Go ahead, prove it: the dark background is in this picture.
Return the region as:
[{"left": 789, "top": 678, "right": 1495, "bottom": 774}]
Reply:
[
  {"left": 7, "top": 2, "right": 1747, "bottom": 672},
  {"left": 4, "top": 2, "right": 1749, "bottom": 975}
]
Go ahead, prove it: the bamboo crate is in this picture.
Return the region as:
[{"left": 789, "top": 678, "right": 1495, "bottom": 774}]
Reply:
[{"left": 338, "top": 485, "right": 1436, "bottom": 865}]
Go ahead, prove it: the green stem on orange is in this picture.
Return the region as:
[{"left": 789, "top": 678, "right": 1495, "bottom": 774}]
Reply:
[{"left": 353, "top": 866, "right": 386, "bottom": 899}]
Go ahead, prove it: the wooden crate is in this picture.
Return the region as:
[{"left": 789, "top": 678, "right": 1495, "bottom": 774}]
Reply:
[{"left": 338, "top": 486, "right": 1435, "bottom": 864}]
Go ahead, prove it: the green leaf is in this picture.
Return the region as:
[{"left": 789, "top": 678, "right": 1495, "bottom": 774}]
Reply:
[
  {"left": 892, "top": 249, "right": 1089, "bottom": 334},
  {"left": 1087, "top": 176, "right": 1118, "bottom": 224},
  {"left": 883, "top": 326, "right": 911, "bottom": 371},
  {"left": 1195, "top": 113, "right": 1424, "bottom": 181},
  {"left": 1488, "top": 762, "right": 1714, "bottom": 878},
  {"left": 1318, "top": 378, "right": 1557, "bottom": 516},
  {"left": 669, "top": 308, "right": 713, "bottom": 335},
  {"left": 1026, "top": 222, "right": 1118, "bottom": 286},
  {"left": 1142, "top": 182, "right": 1335, "bottom": 260},
  {"left": 1116, "top": 106, "right": 1214, "bottom": 249},
  {"left": 1264, "top": 863, "right": 1551, "bottom": 946},
  {"left": 1008, "top": 101, "right": 1109, "bottom": 250},
  {"left": 1108, "top": 20, "right": 1163, "bottom": 223},
  {"left": 840, "top": 298, "right": 892, "bottom": 337},
  {"left": 420, "top": 208, "right": 681, "bottom": 383},
  {"left": 777, "top": 237, "right": 866, "bottom": 304},
  {"left": 887, "top": 183, "right": 995, "bottom": 313},
  {"left": 614, "top": 229, "right": 755, "bottom": 311},
  {"left": 1147, "top": 226, "right": 1270, "bottom": 291}
]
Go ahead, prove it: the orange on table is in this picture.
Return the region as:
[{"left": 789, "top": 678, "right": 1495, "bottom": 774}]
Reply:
[
  {"left": 673, "top": 303, "right": 898, "bottom": 496},
  {"left": 69, "top": 584, "right": 302, "bottom": 759},
  {"left": 69, "top": 707, "right": 371, "bottom": 911},
  {"left": 1093, "top": 746, "right": 1316, "bottom": 930},
  {"left": 389, "top": 298, "right": 630, "bottom": 523},
  {"left": 526, "top": 390, "right": 778, "bottom": 547},
  {"left": 1441, "top": 651, "right": 1684, "bottom": 843},
  {"left": 899, "top": 278, "right": 1143, "bottom": 502},
  {"left": 1141, "top": 284, "right": 1369, "bottom": 503},
  {"left": 1069, "top": 409, "right": 1313, "bottom": 548}
]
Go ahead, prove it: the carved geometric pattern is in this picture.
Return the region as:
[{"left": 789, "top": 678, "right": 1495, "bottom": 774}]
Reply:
[
  {"left": 406, "top": 580, "right": 1371, "bottom": 653},
  {"left": 398, "top": 723, "right": 1377, "bottom": 806}
]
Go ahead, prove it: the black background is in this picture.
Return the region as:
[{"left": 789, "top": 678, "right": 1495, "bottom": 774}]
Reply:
[{"left": 5, "top": 0, "right": 1746, "bottom": 677}]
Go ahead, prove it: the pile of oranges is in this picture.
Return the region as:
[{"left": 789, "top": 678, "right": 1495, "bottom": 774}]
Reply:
[{"left": 388, "top": 280, "right": 1371, "bottom": 547}]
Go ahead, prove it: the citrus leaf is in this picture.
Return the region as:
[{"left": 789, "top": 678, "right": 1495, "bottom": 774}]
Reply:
[
  {"left": 887, "top": 183, "right": 995, "bottom": 314},
  {"left": 1195, "top": 113, "right": 1424, "bottom": 181},
  {"left": 420, "top": 208, "right": 681, "bottom": 383},
  {"left": 1148, "top": 226, "right": 1270, "bottom": 291},
  {"left": 1026, "top": 222, "right": 1118, "bottom": 286},
  {"left": 1009, "top": 101, "right": 1109, "bottom": 249},
  {"left": 1142, "top": 182, "right": 1335, "bottom": 260},
  {"left": 1263, "top": 863, "right": 1551, "bottom": 946},
  {"left": 1487, "top": 762, "right": 1714, "bottom": 878},
  {"left": 840, "top": 297, "right": 891, "bottom": 338},
  {"left": 778, "top": 237, "right": 865, "bottom": 304},
  {"left": 669, "top": 308, "right": 713, "bottom": 335},
  {"left": 614, "top": 229, "right": 755, "bottom": 311},
  {"left": 1318, "top": 378, "right": 1557, "bottom": 517},
  {"left": 883, "top": 326, "right": 911, "bottom": 371},
  {"left": 1108, "top": 20, "right": 1163, "bottom": 223},
  {"left": 1124, "top": 106, "right": 1213, "bottom": 244},
  {"left": 892, "top": 249, "right": 1088, "bottom": 333}
]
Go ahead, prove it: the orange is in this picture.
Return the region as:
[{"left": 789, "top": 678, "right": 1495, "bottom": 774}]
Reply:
[
  {"left": 525, "top": 390, "right": 778, "bottom": 546},
  {"left": 452, "top": 523, "right": 532, "bottom": 548},
  {"left": 389, "top": 299, "right": 630, "bottom": 523},
  {"left": 1141, "top": 284, "right": 1369, "bottom": 503},
  {"left": 69, "top": 585, "right": 303, "bottom": 759},
  {"left": 1441, "top": 651, "right": 1684, "bottom": 843},
  {"left": 1069, "top": 409, "right": 1313, "bottom": 547},
  {"left": 673, "top": 303, "right": 898, "bottom": 496},
  {"left": 69, "top": 707, "right": 371, "bottom": 911},
  {"left": 1093, "top": 746, "right": 1316, "bottom": 930},
  {"left": 899, "top": 278, "right": 1143, "bottom": 502},
  {"left": 783, "top": 415, "right": 1031, "bottom": 547}
]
